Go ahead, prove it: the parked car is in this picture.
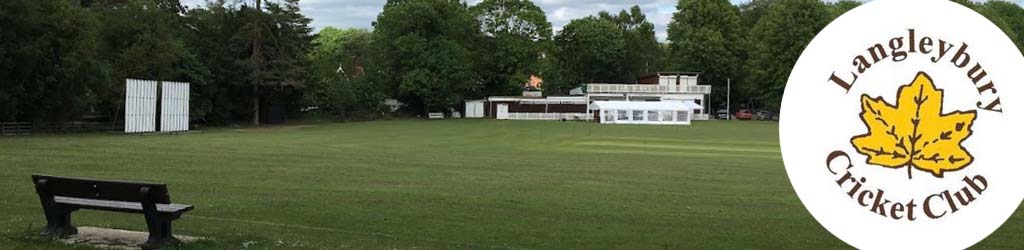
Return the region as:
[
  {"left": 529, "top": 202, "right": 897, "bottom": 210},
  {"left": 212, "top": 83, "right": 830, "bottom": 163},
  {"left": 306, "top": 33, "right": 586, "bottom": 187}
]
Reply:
[
  {"left": 755, "top": 110, "right": 773, "bottom": 120},
  {"left": 716, "top": 109, "right": 730, "bottom": 120},
  {"left": 734, "top": 110, "right": 754, "bottom": 120}
]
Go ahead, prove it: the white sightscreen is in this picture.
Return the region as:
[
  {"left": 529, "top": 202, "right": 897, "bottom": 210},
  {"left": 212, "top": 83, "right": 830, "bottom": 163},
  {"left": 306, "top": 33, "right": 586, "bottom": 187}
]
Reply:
[
  {"left": 160, "top": 81, "right": 190, "bottom": 132},
  {"left": 125, "top": 79, "right": 158, "bottom": 133}
]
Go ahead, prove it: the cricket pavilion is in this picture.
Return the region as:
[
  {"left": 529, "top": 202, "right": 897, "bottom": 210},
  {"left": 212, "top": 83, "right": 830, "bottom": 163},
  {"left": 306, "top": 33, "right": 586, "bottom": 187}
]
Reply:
[{"left": 464, "top": 72, "right": 711, "bottom": 125}]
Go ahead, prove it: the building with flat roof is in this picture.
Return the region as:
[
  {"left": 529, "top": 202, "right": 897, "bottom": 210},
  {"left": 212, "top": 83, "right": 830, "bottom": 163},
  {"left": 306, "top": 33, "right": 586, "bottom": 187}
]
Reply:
[
  {"left": 586, "top": 72, "right": 710, "bottom": 121},
  {"left": 466, "top": 72, "right": 711, "bottom": 124}
]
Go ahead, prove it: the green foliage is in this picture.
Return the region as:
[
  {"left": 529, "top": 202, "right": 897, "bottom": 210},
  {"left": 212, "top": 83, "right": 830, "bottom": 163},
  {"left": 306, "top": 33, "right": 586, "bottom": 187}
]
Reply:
[
  {"left": 258, "top": 0, "right": 314, "bottom": 90},
  {"left": 235, "top": 0, "right": 313, "bottom": 125},
  {"left": 7, "top": 0, "right": 1024, "bottom": 125},
  {"left": 554, "top": 17, "right": 625, "bottom": 91},
  {"left": 667, "top": 0, "right": 743, "bottom": 107},
  {"left": 182, "top": 1, "right": 250, "bottom": 124},
  {"left": 738, "top": 0, "right": 774, "bottom": 31},
  {"left": 827, "top": 0, "right": 862, "bottom": 19},
  {"left": 373, "top": 0, "right": 482, "bottom": 114},
  {"left": 184, "top": 0, "right": 313, "bottom": 125},
  {"left": 91, "top": 0, "right": 196, "bottom": 123},
  {"left": 305, "top": 28, "right": 375, "bottom": 118},
  {"left": 0, "top": 0, "right": 314, "bottom": 125},
  {"left": 598, "top": 6, "right": 663, "bottom": 80},
  {"left": 0, "top": 0, "right": 108, "bottom": 122},
  {"left": 975, "top": 1, "right": 1024, "bottom": 53},
  {"left": 472, "top": 0, "right": 553, "bottom": 97},
  {"left": 731, "top": 0, "right": 776, "bottom": 110},
  {"left": 745, "top": 0, "right": 830, "bottom": 110}
]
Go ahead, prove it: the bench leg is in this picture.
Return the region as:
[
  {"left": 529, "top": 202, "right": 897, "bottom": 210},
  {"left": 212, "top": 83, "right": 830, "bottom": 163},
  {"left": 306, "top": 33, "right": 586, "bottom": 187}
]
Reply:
[
  {"left": 40, "top": 208, "right": 77, "bottom": 237},
  {"left": 141, "top": 216, "right": 177, "bottom": 250},
  {"left": 36, "top": 179, "right": 76, "bottom": 237}
]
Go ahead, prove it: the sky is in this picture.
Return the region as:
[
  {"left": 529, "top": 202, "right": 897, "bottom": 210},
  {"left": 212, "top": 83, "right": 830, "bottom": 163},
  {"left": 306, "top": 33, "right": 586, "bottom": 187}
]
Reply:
[{"left": 179, "top": 0, "right": 1024, "bottom": 41}]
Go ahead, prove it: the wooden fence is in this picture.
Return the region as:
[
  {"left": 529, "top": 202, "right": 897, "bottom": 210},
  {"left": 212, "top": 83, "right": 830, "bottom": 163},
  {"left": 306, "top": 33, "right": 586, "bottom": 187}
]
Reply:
[
  {"left": 0, "top": 122, "right": 32, "bottom": 136},
  {"left": 0, "top": 122, "right": 123, "bottom": 136}
]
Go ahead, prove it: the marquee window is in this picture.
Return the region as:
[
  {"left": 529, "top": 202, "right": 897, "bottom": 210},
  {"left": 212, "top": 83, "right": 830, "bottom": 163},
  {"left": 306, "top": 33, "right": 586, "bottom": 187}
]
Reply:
[
  {"left": 677, "top": 111, "right": 689, "bottom": 122},
  {"left": 591, "top": 100, "right": 701, "bottom": 125}
]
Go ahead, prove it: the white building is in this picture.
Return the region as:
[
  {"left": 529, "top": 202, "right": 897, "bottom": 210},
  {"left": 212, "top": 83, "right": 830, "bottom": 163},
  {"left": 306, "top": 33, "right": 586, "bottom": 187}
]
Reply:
[
  {"left": 586, "top": 72, "right": 711, "bottom": 120},
  {"left": 467, "top": 72, "right": 712, "bottom": 124}
]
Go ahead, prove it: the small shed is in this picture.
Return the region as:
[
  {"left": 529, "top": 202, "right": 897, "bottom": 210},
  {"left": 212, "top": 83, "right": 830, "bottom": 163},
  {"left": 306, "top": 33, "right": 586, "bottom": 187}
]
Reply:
[
  {"left": 464, "top": 100, "right": 485, "bottom": 118},
  {"left": 592, "top": 101, "right": 703, "bottom": 125}
]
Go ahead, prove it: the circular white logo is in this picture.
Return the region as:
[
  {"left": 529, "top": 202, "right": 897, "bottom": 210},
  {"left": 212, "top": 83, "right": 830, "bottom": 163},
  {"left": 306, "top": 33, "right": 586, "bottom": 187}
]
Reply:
[{"left": 779, "top": 0, "right": 1024, "bottom": 249}]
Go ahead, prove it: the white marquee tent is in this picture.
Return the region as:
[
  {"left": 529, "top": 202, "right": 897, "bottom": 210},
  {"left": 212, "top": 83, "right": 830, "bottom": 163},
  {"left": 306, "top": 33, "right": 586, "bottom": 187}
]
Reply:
[{"left": 592, "top": 100, "right": 702, "bottom": 125}]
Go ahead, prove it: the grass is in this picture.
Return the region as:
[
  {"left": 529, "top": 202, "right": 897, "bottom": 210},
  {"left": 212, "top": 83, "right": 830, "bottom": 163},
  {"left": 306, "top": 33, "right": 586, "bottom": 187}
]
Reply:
[{"left": 0, "top": 119, "right": 1021, "bottom": 249}]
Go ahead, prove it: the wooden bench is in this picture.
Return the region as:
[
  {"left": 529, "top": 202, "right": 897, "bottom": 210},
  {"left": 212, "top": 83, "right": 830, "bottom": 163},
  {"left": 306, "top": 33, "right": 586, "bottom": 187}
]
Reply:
[{"left": 32, "top": 175, "right": 194, "bottom": 250}]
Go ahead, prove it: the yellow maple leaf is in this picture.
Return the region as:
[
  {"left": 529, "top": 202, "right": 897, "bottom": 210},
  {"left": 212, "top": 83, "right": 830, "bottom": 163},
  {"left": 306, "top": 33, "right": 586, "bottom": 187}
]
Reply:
[{"left": 851, "top": 72, "right": 977, "bottom": 179}]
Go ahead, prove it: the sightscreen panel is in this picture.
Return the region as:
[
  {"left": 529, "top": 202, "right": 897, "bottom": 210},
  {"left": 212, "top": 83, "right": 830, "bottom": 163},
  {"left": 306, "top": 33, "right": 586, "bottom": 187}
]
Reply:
[
  {"left": 124, "top": 79, "right": 157, "bottom": 133},
  {"left": 160, "top": 81, "right": 190, "bottom": 132}
]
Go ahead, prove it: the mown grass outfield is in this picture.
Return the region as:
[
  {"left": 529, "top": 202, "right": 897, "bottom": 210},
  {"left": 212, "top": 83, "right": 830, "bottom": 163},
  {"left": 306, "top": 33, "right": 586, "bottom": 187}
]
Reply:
[{"left": 1, "top": 119, "right": 1022, "bottom": 249}]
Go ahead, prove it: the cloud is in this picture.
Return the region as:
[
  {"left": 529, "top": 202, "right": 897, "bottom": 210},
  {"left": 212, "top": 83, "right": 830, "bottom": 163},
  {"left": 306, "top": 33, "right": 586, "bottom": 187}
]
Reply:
[{"left": 179, "top": 0, "right": 1024, "bottom": 41}]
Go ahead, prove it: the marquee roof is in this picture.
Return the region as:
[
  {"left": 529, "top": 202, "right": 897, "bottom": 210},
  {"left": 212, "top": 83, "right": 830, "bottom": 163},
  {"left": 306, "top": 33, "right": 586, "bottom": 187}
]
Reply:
[{"left": 592, "top": 100, "right": 703, "bottom": 111}]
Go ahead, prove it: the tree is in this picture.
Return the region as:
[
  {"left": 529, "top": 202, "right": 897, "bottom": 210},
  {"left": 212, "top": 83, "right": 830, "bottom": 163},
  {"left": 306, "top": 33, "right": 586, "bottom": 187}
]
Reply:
[
  {"left": 734, "top": 0, "right": 775, "bottom": 110},
  {"left": 738, "top": 0, "right": 774, "bottom": 31},
  {"left": 471, "top": 0, "right": 553, "bottom": 97},
  {"left": 237, "top": 0, "right": 312, "bottom": 125},
  {"left": 0, "top": 0, "right": 107, "bottom": 122},
  {"left": 373, "top": 0, "right": 482, "bottom": 115},
  {"left": 243, "top": 0, "right": 266, "bottom": 126},
  {"left": 975, "top": 1, "right": 1024, "bottom": 53},
  {"left": 176, "top": 0, "right": 311, "bottom": 125},
  {"left": 554, "top": 17, "right": 625, "bottom": 91},
  {"left": 828, "top": 0, "right": 862, "bottom": 19},
  {"left": 667, "top": 0, "right": 743, "bottom": 109},
  {"left": 745, "top": 0, "right": 829, "bottom": 109},
  {"left": 305, "top": 27, "right": 373, "bottom": 118},
  {"left": 91, "top": 0, "right": 199, "bottom": 125},
  {"left": 183, "top": 0, "right": 248, "bottom": 124},
  {"left": 598, "top": 6, "right": 662, "bottom": 80}
]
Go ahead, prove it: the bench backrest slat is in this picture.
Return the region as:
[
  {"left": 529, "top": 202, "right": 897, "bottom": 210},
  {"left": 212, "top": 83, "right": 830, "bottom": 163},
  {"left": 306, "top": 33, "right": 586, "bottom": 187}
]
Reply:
[{"left": 32, "top": 175, "right": 171, "bottom": 204}]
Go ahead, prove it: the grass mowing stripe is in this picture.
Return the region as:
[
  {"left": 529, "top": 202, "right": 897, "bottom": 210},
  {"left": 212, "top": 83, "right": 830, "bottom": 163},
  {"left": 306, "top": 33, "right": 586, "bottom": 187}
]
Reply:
[
  {"left": 185, "top": 215, "right": 535, "bottom": 250},
  {"left": 3, "top": 120, "right": 1022, "bottom": 249},
  {"left": 575, "top": 141, "right": 780, "bottom": 153}
]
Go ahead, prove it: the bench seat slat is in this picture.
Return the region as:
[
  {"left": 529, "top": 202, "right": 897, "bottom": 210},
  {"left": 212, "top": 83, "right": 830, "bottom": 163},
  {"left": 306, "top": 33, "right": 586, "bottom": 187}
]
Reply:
[{"left": 55, "top": 196, "right": 194, "bottom": 214}]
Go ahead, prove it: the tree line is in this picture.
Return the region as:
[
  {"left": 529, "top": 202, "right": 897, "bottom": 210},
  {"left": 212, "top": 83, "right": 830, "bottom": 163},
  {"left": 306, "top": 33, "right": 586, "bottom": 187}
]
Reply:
[
  {"left": 2, "top": 0, "right": 1023, "bottom": 125},
  {"left": 1, "top": 0, "right": 310, "bottom": 125}
]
